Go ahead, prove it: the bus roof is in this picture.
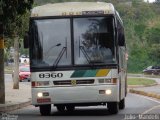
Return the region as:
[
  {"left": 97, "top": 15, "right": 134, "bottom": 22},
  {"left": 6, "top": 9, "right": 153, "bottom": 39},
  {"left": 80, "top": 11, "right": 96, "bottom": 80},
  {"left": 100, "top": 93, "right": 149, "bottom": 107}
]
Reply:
[{"left": 31, "top": 2, "right": 115, "bottom": 17}]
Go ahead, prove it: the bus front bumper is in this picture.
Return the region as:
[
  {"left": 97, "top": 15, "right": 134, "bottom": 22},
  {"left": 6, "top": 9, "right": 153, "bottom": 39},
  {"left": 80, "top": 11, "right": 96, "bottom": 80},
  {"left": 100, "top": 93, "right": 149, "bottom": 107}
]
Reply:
[{"left": 32, "top": 85, "right": 119, "bottom": 105}]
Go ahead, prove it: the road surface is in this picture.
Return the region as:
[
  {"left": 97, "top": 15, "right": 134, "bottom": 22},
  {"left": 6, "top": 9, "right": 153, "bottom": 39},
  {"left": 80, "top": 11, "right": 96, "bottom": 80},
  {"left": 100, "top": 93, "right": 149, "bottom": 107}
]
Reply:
[
  {"left": 4, "top": 74, "right": 160, "bottom": 120},
  {"left": 6, "top": 93, "right": 160, "bottom": 120}
]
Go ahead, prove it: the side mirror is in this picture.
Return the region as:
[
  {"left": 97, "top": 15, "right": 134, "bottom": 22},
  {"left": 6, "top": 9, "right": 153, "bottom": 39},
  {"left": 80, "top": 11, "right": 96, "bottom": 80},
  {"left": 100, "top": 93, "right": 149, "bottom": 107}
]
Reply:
[{"left": 24, "top": 32, "right": 29, "bottom": 48}]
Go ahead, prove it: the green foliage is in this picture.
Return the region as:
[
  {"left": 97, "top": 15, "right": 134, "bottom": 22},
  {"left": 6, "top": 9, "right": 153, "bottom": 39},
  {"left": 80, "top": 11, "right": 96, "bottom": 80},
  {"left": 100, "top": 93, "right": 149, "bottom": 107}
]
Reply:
[
  {"left": 1, "top": 0, "right": 33, "bottom": 63},
  {"left": 148, "top": 44, "right": 160, "bottom": 64},
  {"left": 3, "top": 0, "right": 160, "bottom": 73},
  {"left": 115, "top": 1, "right": 160, "bottom": 72},
  {"left": 145, "top": 27, "right": 160, "bottom": 45},
  {"left": 2, "top": 0, "right": 33, "bottom": 37},
  {"left": 2, "top": 0, "right": 33, "bottom": 20},
  {"left": 134, "top": 24, "right": 146, "bottom": 40},
  {"left": 127, "top": 45, "right": 152, "bottom": 73}
]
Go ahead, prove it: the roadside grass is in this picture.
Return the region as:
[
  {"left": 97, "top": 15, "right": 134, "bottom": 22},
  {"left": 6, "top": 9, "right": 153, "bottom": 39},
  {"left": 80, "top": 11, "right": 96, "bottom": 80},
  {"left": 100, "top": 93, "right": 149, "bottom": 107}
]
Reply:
[{"left": 127, "top": 78, "right": 157, "bottom": 86}]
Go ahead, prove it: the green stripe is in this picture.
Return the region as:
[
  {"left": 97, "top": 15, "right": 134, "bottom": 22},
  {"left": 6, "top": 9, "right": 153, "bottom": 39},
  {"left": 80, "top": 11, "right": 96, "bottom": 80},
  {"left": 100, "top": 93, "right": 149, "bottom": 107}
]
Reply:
[
  {"left": 71, "top": 69, "right": 98, "bottom": 78},
  {"left": 83, "top": 70, "right": 97, "bottom": 77},
  {"left": 71, "top": 70, "right": 86, "bottom": 77}
]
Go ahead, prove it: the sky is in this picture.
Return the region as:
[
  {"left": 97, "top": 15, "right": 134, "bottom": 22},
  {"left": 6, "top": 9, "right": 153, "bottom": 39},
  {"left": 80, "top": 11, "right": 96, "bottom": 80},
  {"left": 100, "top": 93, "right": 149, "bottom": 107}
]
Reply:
[{"left": 144, "top": 0, "right": 156, "bottom": 3}]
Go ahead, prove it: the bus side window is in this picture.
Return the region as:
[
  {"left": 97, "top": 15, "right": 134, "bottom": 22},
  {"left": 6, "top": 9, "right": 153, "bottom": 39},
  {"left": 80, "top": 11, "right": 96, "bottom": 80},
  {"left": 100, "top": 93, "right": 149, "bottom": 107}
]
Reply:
[{"left": 117, "top": 25, "right": 125, "bottom": 46}]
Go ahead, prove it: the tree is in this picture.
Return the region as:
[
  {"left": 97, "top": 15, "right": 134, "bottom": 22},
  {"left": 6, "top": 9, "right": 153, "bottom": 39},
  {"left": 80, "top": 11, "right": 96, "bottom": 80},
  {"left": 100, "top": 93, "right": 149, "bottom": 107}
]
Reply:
[
  {"left": 155, "top": 0, "right": 160, "bottom": 3},
  {"left": 1, "top": 0, "right": 33, "bottom": 93},
  {"left": 0, "top": 0, "right": 5, "bottom": 103}
]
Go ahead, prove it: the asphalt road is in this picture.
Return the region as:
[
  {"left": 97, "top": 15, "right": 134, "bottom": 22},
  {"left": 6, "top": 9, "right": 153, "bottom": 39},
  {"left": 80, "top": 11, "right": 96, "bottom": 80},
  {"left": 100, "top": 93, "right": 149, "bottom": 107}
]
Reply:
[
  {"left": 4, "top": 74, "right": 160, "bottom": 120},
  {"left": 6, "top": 93, "right": 160, "bottom": 120}
]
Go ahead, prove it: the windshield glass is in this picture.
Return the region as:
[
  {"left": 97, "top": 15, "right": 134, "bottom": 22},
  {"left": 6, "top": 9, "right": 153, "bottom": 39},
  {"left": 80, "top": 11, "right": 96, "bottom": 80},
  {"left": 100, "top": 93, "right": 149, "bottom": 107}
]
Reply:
[
  {"left": 30, "top": 17, "right": 116, "bottom": 68},
  {"left": 20, "top": 67, "right": 30, "bottom": 72},
  {"left": 30, "top": 19, "right": 71, "bottom": 67},
  {"left": 74, "top": 17, "right": 116, "bottom": 65}
]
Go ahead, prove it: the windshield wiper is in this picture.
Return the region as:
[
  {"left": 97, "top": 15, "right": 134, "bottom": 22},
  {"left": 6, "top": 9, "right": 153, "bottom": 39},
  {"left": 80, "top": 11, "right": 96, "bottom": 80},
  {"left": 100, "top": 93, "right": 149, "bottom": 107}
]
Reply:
[
  {"left": 52, "top": 47, "right": 66, "bottom": 70},
  {"left": 79, "top": 46, "right": 94, "bottom": 66},
  {"left": 52, "top": 38, "right": 68, "bottom": 70}
]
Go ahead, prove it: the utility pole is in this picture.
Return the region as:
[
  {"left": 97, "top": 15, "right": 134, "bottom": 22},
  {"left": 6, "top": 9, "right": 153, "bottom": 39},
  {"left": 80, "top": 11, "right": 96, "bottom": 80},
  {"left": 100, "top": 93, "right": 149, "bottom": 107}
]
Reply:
[{"left": 0, "top": 4, "right": 5, "bottom": 104}]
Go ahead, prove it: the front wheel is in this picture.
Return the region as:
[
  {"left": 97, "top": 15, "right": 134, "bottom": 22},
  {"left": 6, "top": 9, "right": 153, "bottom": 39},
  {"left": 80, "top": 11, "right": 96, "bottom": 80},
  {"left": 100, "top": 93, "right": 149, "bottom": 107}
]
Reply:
[
  {"left": 39, "top": 104, "right": 51, "bottom": 116},
  {"left": 119, "top": 99, "right": 125, "bottom": 109},
  {"left": 107, "top": 102, "right": 119, "bottom": 114}
]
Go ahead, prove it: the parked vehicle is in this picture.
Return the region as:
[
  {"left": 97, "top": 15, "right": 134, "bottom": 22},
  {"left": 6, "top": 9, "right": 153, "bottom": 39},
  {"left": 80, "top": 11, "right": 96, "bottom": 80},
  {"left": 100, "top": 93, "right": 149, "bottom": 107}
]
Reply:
[
  {"left": 12, "top": 65, "right": 31, "bottom": 82},
  {"left": 19, "top": 65, "right": 30, "bottom": 82},
  {"left": 143, "top": 66, "right": 160, "bottom": 75}
]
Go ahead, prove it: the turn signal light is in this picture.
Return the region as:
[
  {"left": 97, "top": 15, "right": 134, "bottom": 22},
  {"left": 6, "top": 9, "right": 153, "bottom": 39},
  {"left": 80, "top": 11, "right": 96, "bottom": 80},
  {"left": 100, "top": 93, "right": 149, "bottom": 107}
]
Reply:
[{"left": 98, "top": 78, "right": 117, "bottom": 84}]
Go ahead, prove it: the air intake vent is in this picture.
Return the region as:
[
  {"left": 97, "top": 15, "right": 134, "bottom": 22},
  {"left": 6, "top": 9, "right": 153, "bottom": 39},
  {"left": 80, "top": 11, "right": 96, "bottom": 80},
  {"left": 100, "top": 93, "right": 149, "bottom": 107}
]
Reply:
[{"left": 53, "top": 79, "right": 94, "bottom": 86}]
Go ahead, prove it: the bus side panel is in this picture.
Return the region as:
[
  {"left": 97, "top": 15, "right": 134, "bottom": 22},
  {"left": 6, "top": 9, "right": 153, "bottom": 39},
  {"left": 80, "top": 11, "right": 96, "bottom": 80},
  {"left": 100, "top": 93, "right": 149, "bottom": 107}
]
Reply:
[{"left": 119, "top": 47, "right": 127, "bottom": 100}]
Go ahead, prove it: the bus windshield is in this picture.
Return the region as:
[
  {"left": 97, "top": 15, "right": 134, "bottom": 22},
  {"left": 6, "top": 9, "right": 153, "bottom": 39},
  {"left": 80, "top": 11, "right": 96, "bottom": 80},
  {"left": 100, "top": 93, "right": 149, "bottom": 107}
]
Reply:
[
  {"left": 30, "top": 17, "right": 116, "bottom": 68},
  {"left": 74, "top": 17, "right": 115, "bottom": 65}
]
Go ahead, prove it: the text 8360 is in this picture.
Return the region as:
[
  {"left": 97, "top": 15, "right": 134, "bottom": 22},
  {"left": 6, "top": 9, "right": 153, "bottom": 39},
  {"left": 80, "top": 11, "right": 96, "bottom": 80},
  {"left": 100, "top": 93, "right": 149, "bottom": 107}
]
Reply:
[{"left": 39, "top": 73, "right": 63, "bottom": 78}]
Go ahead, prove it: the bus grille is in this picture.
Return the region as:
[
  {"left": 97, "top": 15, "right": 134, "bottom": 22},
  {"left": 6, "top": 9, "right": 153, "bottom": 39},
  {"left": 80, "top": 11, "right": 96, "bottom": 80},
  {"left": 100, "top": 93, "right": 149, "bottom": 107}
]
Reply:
[{"left": 53, "top": 79, "right": 94, "bottom": 86}]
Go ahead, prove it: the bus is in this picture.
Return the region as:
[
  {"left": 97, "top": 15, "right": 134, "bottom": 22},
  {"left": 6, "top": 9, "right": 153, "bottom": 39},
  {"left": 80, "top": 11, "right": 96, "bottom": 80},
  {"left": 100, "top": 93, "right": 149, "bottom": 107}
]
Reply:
[{"left": 24, "top": 2, "right": 127, "bottom": 115}]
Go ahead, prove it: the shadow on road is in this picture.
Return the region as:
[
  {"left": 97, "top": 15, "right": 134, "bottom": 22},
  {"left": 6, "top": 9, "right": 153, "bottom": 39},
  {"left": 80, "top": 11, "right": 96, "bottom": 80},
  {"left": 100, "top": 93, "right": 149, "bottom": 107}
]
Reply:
[{"left": 51, "top": 108, "right": 112, "bottom": 116}]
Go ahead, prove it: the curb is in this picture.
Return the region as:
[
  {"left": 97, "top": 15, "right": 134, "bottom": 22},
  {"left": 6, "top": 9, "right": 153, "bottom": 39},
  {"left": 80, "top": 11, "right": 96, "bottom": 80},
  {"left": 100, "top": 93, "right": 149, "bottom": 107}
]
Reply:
[
  {"left": 128, "top": 83, "right": 158, "bottom": 88},
  {"left": 0, "top": 100, "right": 31, "bottom": 113},
  {"left": 128, "top": 74, "right": 160, "bottom": 78},
  {"left": 129, "top": 89, "right": 160, "bottom": 100}
]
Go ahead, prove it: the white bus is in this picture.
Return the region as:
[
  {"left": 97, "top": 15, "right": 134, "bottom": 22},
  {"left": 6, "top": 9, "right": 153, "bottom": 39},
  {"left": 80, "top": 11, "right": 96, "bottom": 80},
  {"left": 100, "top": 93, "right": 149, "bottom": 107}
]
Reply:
[{"left": 24, "top": 2, "right": 127, "bottom": 115}]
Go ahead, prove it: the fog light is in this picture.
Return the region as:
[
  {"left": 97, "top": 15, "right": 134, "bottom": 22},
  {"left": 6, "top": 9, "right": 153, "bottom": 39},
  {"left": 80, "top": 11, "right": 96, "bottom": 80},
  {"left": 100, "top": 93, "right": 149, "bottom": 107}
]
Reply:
[
  {"left": 105, "top": 89, "right": 112, "bottom": 95},
  {"left": 37, "top": 92, "right": 43, "bottom": 97}
]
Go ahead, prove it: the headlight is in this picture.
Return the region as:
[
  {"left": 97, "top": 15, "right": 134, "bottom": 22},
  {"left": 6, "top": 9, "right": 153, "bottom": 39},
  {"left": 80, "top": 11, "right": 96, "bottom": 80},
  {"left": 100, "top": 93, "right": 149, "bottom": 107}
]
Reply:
[
  {"left": 37, "top": 92, "right": 49, "bottom": 98},
  {"left": 105, "top": 89, "right": 112, "bottom": 95},
  {"left": 37, "top": 92, "right": 43, "bottom": 97},
  {"left": 99, "top": 89, "right": 112, "bottom": 95}
]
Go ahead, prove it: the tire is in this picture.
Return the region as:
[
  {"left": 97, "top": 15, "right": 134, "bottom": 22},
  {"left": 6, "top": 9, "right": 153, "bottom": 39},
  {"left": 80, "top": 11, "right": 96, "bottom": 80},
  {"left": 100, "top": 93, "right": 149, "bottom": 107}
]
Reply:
[
  {"left": 119, "top": 99, "right": 125, "bottom": 109},
  {"left": 107, "top": 102, "right": 119, "bottom": 114},
  {"left": 39, "top": 104, "right": 51, "bottom": 116},
  {"left": 56, "top": 105, "right": 65, "bottom": 112},
  {"left": 66, "top": 105, "right": 75, "bottom": 111}
]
